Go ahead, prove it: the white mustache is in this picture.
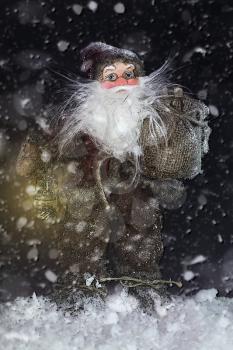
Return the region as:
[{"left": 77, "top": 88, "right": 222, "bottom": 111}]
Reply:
[{"left": 107, "top": 84, "right": 140, "bottom": 93}]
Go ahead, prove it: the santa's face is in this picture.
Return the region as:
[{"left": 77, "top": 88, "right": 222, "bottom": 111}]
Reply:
[
  {"left": 59, "top": 63, "right": 167, "bottom": 168},
  {"left": 100, "top": 61, "right": 139, "bottom": 92}
]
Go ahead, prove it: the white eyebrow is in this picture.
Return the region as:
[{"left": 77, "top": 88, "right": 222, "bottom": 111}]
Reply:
[
  {"left": 103, "top": 65, "right": 116, "bottom": 72},
  {"left": 126, "top": 64, "right": 135, "bottom": 69}
]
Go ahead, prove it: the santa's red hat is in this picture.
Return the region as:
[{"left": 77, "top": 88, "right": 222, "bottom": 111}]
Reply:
[{"left": 80, "top": 42, "right": 144, "bottom": 79}]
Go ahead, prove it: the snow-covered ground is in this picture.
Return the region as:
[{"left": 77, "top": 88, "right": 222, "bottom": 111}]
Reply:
[{"left": 0, "top": 288, "right": 233, "bottom": 350}]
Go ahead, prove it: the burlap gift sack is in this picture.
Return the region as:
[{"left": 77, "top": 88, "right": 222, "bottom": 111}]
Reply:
[{"left": 141, "top": 90, "right": 210, "bottom": 180}]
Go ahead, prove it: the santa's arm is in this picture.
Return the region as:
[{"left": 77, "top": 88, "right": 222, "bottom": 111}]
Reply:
[
  {"left": 16, "top": 128, "right": 61, "bottom": 176},
  {"left": 16, "top": 131, "right": 47, "bottom": 177},
  {"left": 140, "top": 87, "right": 210, "bottom": 181}
]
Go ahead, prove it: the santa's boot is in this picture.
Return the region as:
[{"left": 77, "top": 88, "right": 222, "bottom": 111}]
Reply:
[{"left": 109, "top": 210, "right": 168, "bottom": 311}]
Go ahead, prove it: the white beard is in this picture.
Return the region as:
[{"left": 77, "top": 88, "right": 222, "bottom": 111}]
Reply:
[
  {"left": 59, "top": 67, "right": 170, "bottom": 171},
  {"left": 77, "top": 84, "right": 147, "bottom": 162}
]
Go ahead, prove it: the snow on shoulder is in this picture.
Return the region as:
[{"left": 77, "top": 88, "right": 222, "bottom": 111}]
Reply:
[{"left": 0, "top": 289, "right": 233, "bottom": 350}]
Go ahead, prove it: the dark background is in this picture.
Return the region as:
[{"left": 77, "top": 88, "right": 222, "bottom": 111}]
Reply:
[{"left": 0, "top": 0, "right": 233, "bottom": 300}]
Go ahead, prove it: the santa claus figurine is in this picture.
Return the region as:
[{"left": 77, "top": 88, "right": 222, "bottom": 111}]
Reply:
[{"left": 16, "top": 42, "right": 210, "bottom": 306}]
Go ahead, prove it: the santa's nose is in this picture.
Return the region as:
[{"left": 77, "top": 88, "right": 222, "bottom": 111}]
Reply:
[
  {"left": 101, "top": 77, "right": 138, "bottom": 89},
  {"left": 114, "top": 77, "right": 128, "bottom": 86}
]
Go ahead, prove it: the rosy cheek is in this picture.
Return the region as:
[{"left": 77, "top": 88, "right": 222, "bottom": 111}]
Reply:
[{"left": 127, "top": 78, "right": 139, "bottom": 86}]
